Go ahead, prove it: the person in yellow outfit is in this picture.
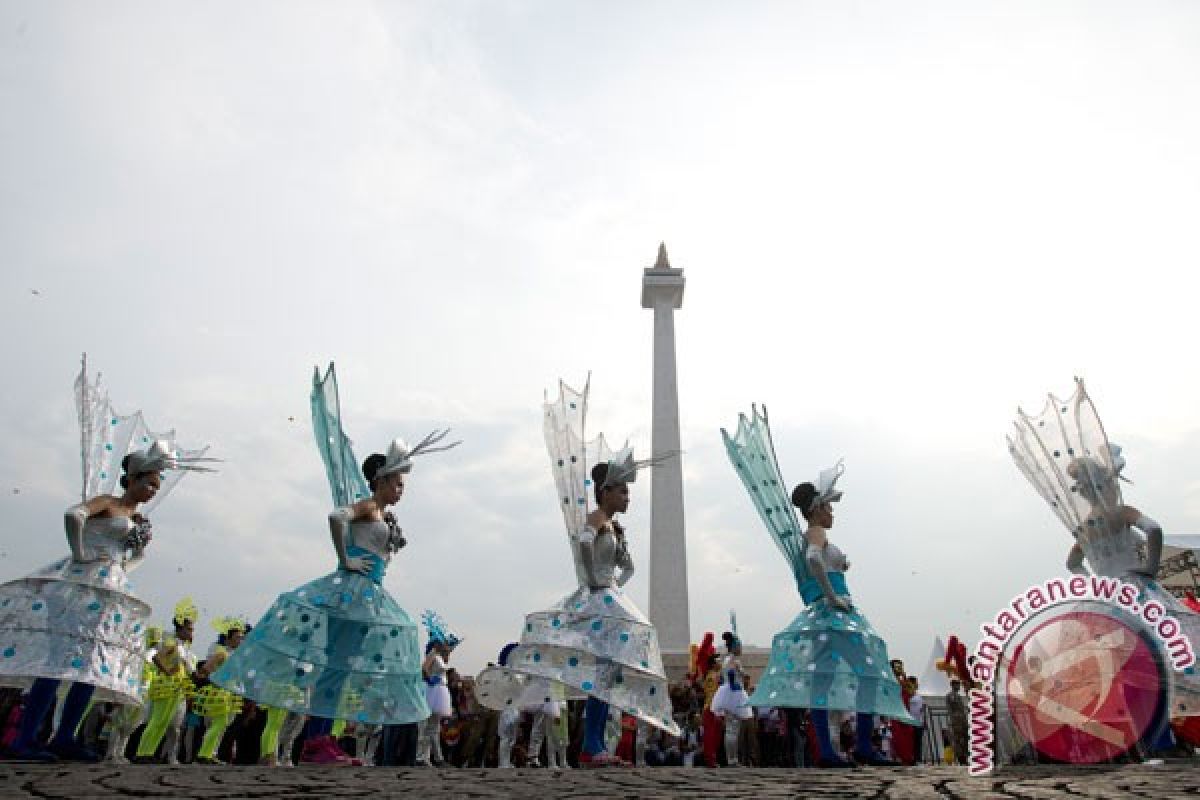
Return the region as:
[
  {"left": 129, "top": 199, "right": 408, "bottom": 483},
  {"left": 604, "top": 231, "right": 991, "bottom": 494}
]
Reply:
[
  {"left": 134, "top": 598, "right": 199, "bottom": 764},
  {"left": 700, "top": 653, "right": 722, "bottom": 767},
  {"left": 193, "top": 616, "right": 247, "bottom": 765}
]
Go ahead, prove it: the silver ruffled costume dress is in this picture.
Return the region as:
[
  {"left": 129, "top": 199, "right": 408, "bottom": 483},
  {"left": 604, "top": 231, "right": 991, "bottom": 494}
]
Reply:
[
  {"left": 0, "top": 357, "right": 209, "bottom": 706},
  {"left": 0, "top": 517, "right": 151, "bottom": 704}
]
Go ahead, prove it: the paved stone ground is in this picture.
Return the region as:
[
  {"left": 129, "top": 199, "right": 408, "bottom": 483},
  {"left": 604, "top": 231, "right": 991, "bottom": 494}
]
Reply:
[{"left": 0, "top": 763, "right": 1198, "bottom": 799}]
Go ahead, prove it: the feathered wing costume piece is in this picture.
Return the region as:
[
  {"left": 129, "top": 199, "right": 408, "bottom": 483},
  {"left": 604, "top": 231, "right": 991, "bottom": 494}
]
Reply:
[
  {"left": 0, "top": 356, "right": 213, "bottom": 705},
  {"left": 722, "top": 405, "right": 913, "bottom": 721},
  {"left": 476, "top": 378, "right": 679, "bottom": 734},
  {"left": 1010, "top": 378, "right": 1200, "bottom": 716},
  {"left": 421, "top": 610, "right": 462, "bottom": 649},
  {"left": 211, "top": 363, "right": 428, "bottom": 725}
]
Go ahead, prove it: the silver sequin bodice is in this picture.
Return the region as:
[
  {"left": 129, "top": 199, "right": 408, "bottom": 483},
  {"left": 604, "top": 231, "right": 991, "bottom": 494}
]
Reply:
[
  {"left": 82, "top": 516, "right": 135, "bottom": 562},
  {"left": 584, "top": 529, "right": 632, "bottom": 588}
]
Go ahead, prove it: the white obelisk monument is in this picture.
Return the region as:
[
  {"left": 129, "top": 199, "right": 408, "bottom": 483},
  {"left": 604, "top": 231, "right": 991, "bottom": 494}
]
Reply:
[{"left": 641, "top": 243, "right": 691, "bottom": 658}]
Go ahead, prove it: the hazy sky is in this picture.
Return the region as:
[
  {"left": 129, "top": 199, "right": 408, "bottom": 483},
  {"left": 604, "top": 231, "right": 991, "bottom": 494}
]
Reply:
[{"left": 2, "top": 1, "right": 1199, "bottom": 676}]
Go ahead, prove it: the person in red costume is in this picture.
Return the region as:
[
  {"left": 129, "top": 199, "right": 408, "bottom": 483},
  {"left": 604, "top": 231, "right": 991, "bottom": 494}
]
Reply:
[{"left": 888, "top": 660, "right": 915, "bottom": 765}]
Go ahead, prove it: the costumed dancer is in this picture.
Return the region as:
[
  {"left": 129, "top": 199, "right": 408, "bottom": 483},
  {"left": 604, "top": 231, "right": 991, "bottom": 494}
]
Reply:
[
  {"left": 710, "top": 615, "right": 753, "bottom": 766},
  {"left": 259, "top": 708, "right": 306, "bottom": 768},
  {"left": 693, "top": 633, "right": 723, "bottom": 767},
  {"left": 1010, "top": 379, "right": 1200, "bottom": 719},
  {"left": 541, "top": 684, "right": 569, "bottom": 768},
  {"left": 135, "top": 598, "right": 200, "bottom": 763},
  {"left": 417, "top": 610, "right": 461, "bottom": 766},
  {"left": 212, "top": 363, "right": 456, "bottom": 765},
  {"left": 105, "top": 626, "right": 162, "bottom": 763},
  {"left": 722, "top": 406, "right": 913, "bottom": 767},
  {"left": 192, "top": 616, "right": 247, "bottom": 764},
  {"left": 476, "top": 378, "right": 680, "bottom": 768},
  {"left": 0, "top": 356, "right": 214, "bottom": 762},
  {"left": 490, "top": 643, "right": 521, "bottom": 768},
  {"left": 474, "top": 642, "right": 562, "bottom": 768},
  {"left": 887, "top": 659, "right": 915, "bottom": 765},
  {"left": 525, "top": 678, "right": 572, "bottom": 768}
]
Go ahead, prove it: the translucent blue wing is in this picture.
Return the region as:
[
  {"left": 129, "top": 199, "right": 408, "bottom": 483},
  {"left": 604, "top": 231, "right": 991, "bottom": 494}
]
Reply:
[
  {"left": 311, "top": 363, "right": 369, "bottom": 507},
  {"left": 721, "top": 405, "right": 808, "bottom": 589}
]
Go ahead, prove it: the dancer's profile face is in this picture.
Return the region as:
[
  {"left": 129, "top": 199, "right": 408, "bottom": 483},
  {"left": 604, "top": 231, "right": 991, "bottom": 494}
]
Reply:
[
  {"left": 227, "top": 628, "right": 245, "bottom": 648},
  {"left": 128, "top": 472, "right": 161, "bottom": 503},
  {"left": 603, "top": 482, "right": 631, "bottom": 513},
  {"left": 811, "top": 501, "right": 834, "bottom": 528},
  {"left": 375, "top": 472, "right": 406, "bottom": 506}
]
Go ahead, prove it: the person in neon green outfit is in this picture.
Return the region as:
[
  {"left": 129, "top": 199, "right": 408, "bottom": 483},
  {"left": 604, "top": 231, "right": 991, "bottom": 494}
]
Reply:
[
  {"left": 259, "top": 706, "right": 307, "bottom": 767},
  {"left": 193, "top": 616, "right": 247, "bottom": 764},
  {"left": 134, "top": 599, "right": 199, "bottom": 764}
]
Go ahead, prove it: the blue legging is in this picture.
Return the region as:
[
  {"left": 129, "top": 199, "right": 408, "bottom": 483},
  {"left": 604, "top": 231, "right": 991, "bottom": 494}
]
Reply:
[
  {"left": 810, "top": 709, "right": 875, "bottom": 761},
  {"left": 582, "top": 696, "right": 608, "bottom": 756},
  {"left": 313, "top": 615, "right": 365, "bottom": 702},
  {"left": 13, "top": 679, "right": 94, "bottom": 752}
]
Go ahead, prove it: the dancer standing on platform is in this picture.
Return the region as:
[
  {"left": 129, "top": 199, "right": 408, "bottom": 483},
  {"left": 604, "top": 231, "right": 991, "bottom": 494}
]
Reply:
[
  {"left": 476, "top": 378, "right": 680, "bottom": 768},
  {"left": 710, "top": 619, "right": 753, "bottom": 766},
  {"left": 0, "top": 356, "right": 214, "bottom": 762},
  {"left": 722, "top": 406, "right": 912, "bottom": 767},
  {"left": 416, "top": 610, "right": 460, "bottom": 766},
  {"left": 212, "top": 363, "right": 458, "bottom": 765},
  {"left": 1009, "top": 378, "right": 1200, "bottom": 717}
]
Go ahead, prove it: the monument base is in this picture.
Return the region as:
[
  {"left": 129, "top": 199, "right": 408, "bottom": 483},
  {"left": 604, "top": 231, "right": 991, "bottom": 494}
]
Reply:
[{"left": 661, "top": 650, "right": 693, "bottom": 684}]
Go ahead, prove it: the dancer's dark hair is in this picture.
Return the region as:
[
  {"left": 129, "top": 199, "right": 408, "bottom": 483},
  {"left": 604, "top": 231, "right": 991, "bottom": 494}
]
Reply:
[
  {"left": 362, "top": 453, "right": 387, "bottom": 489},
  {"left": 791, "top": 482, "right": 818, "bottom": 519}
]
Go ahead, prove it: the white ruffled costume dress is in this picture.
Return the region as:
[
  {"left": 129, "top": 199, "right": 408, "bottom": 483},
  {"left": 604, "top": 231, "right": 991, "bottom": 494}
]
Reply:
[{"left": 476, "top": 379, "right": 679, "bottom": 745}]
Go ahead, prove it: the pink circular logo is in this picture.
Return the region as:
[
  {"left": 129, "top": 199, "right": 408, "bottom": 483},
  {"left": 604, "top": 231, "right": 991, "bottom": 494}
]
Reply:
[{"left": 1004, "top": 606, "right": 1166, "bottom": 763}]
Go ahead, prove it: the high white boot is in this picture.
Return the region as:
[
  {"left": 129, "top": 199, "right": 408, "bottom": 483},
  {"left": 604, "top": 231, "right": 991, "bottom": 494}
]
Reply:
[
  {"left": 527, "top": 712, "right": 546, "bottom": 767},
  {"left": 497, "top": 709, "right": 518, "bottom": 768},
  {"left": 161, "top": 700, "right": 186, "bottom": 765},
  {"left": 723, "top": 715, "right": 741, "bottom": 767}
]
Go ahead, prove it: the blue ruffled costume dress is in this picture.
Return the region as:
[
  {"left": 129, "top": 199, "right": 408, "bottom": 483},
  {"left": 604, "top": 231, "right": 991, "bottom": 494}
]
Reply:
[
  {"left": 751, "top": 542, "right": 913, "bottom": 720},
  {"left": 723, "top": 408, "right": 912, "bottom": 723},
  {"left": 211, "top": 520, "right": 428, "bottom": 725}
]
